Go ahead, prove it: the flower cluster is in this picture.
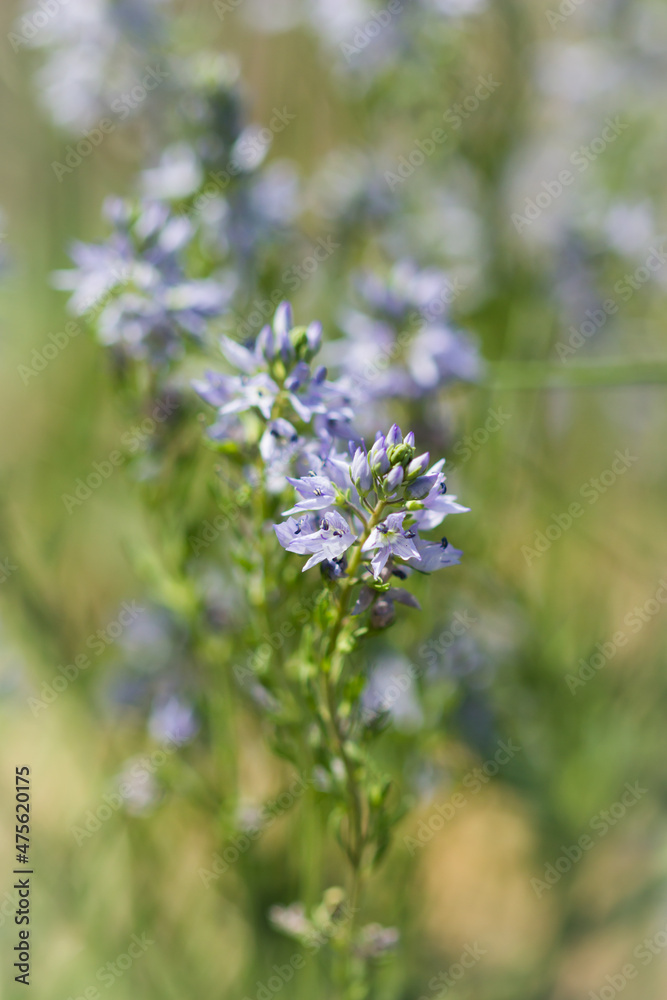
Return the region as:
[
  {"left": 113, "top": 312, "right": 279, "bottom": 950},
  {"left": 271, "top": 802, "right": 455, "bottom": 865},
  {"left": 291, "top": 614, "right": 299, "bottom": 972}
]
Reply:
[
  {"left": 194, "top": 302, "right": 357, "bottom": 488},
  {"left": 19, "top": 0, "right": 170, "bottom": 132},
  {"left": 195, "top": 300, "right": 468, "bottom": 622},
  {"left": 275, "top": 421, "right": 468, "bottom": 621},
  {"left": 336, "top": 262, "right": 482, "bottom": 403},
  {"left": 53, "top": 198, "right": 230, "bottom": 366}
]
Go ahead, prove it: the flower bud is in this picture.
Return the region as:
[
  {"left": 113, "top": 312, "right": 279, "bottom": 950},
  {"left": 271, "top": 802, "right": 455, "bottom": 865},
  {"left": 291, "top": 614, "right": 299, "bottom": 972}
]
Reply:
[
  {"left": 273, "top": 300, "right": 293, "bottom": 336},
  {"left": 273, "top": 301, "right": 294, "bottom": 362},
  {"left": 385, "top": 465, "right": 404, "bottom": 491},
  {"left": 405, "top": 474, "right": 438, "bottom": 500},
  {"left": 372, "top": 448, "right": 390, "bottom": 475},
  {"left": 291, "top": 326, "right": 310, "bottom": 357},
  {"left": 351, "top": 448, "right": 372, "bottom": 491},
  {"left": 404, "top": 431, "right": 415, "bottom": 447},
  {"left": 407, "top": 452, "right": 430, "bottom": 478},
  {"left": 306, "top": 320, "right": 322, "bottom": 354},
  {"left": 369, "top": 438, "right": 390, "bottom": 474},
  {"left": 256, "top": 324, "right": 275, "bottom": 360},
  {"left": 386, "top": 424, "right": 402, "bottom": 447},
  {"left": 387, "top": 442, "right": 414, "bottom": 467}
]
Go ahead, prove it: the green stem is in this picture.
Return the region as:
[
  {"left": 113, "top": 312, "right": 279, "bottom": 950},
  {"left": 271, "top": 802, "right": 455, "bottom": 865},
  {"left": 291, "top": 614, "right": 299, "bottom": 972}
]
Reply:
[
  {"left": 317, "top": 499, "right": 388, "bottom": 995},
  {"left": 324, "top": 499, "right": 387, "bottom": 667}
]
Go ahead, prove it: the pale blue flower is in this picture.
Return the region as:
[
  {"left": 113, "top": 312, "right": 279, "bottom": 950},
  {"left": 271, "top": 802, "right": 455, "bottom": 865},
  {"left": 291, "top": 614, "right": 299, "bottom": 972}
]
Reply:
[
  {"left": 148, "top": 696, "right": 198, "bottom": 746},
  {"left": 283, "top": 475, "right": 337, "bottom": 515},
  {"left": 275, "top": 511, "right": 357, "bottom": 571},
  {"left": 362, "top": 512, "right": 421, "bottom": 579},
  {"left": 404, "top": 537, "right": 463, "bottom": 572},
  {"left": 259, "top": 418, "right": 301, "bottom": 464},
  {"left": 412, "top": 462, "right": 470, "bottom": 531}
]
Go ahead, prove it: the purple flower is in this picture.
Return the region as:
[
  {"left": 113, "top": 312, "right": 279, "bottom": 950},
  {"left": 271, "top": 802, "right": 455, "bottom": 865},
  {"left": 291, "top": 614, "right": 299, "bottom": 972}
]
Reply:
[
  {"left": 54, "top": 198, "right": 231, "bottom": 364},
  {"left": 306, "top": 321, "right": 322, "bottom": 353},
  {"left": 337, "top": 263, "right": 483, "bottom": 399},
  {"left": 412, "top": 463, "right": 470, "bottom": 531},
  {"left": 259, "top": 418, "right": 301, "bottom": 465},
  {"left": 219, "top": 334, "right": 265, "bottom": 373},
  {"left": 192, "top": 370, "right": 233, "bottom": 408},
  {"left": 350, "top": 447, "right": 372, "bottom": 491},
  {"left": 197, "top": 302, "right": 360, "bottom": 464},
  {"left": 408, "top": 324, "right": 482, "bottom": 388},
  {"left": 386, "top": 423, "right": 402, "bottom": 447},
  {"left": 148, "top": 696, "right": 198, "bottom": 746},
  {"left": 404, "top": 537, "right": 463, "bottom": 572},
  {"left": 362, "top": 512, "right": 421, "bottom": 578},
  {"left": 218, "top": 305, "right": 295, "bottom": 373},
  {"left": 369, "top": 435, "right": 390, "bottom": 474},
  {"left": 273, "top": 301, "right": 295, "bottom": 363},
  {"left": 385, "top": 465, "right": 404, "bottom": 491},
  {"left": 216, "top": 373, "right": 280, "bottom": 420},
  {"left": 274, "top": 514, "right": 318, "bottom": 549},
  {"left": 404, "top": 475, "right": 439, "bottom": 501},
  {"left": 283, "top": 474, "right": 337, "bottom": 515},
  {"left": 407, "top": 452, "right": 430, "bottom": 477},
  {"left": 275, "top": 511, "right": 357, "bottom": 571}
]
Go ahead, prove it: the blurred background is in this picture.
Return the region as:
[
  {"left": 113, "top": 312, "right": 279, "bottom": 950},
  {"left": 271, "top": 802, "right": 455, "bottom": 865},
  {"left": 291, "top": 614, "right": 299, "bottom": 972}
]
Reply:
[{"left": 1, "top": 0, "right": 667, "bottom": 997}]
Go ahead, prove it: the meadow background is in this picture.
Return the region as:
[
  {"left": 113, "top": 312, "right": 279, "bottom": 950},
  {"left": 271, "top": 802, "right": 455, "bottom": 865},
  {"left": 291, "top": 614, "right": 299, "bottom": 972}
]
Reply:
[{"left": 1, "top": 0, "right": 667, "bottom": 998}]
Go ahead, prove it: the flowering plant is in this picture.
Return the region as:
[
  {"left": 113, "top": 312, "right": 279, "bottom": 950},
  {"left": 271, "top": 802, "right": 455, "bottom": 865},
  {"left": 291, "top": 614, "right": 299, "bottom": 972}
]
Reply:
[
  {"left": 190, "top": 301, "right": 468, "bottom": 991},
  {"left": 38, "top": 11, "right": 474, "bottom": 992}
]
